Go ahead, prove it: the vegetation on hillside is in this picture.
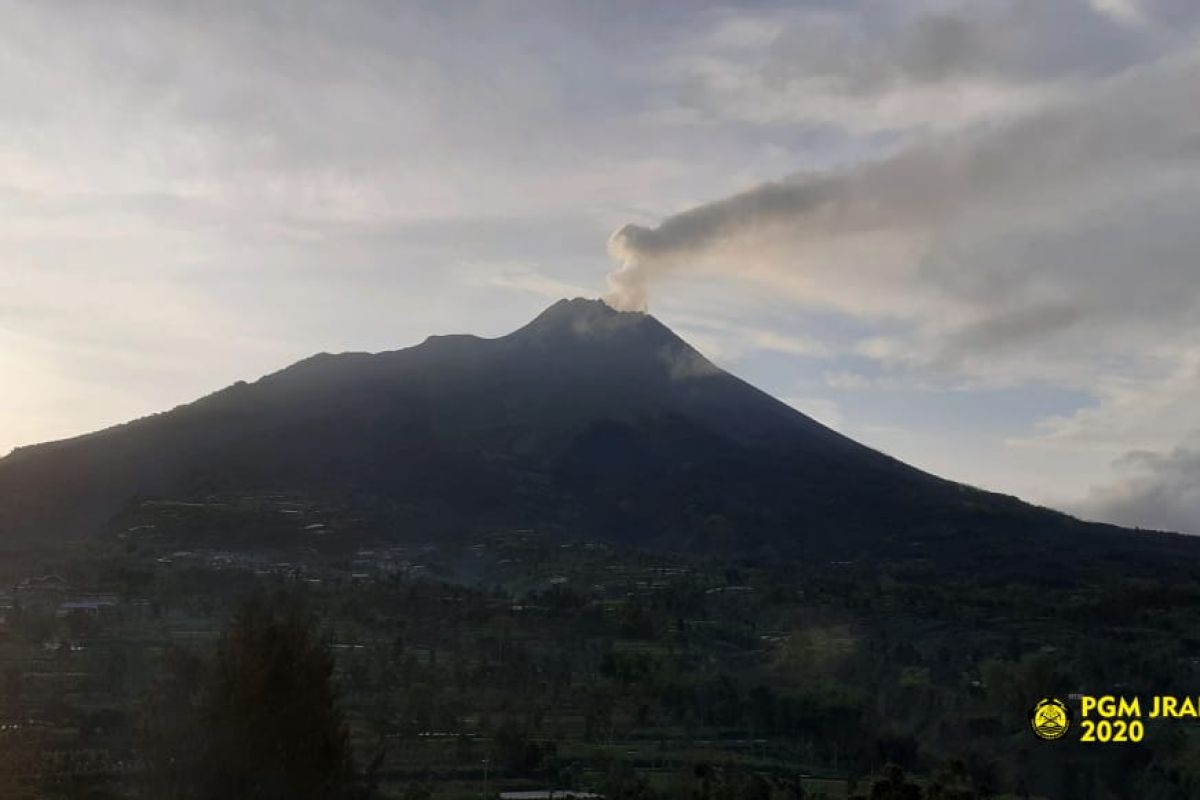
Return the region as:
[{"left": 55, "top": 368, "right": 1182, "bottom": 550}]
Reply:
[{"left": 2, "top": 512, "right": 1200, "bottom": 799}]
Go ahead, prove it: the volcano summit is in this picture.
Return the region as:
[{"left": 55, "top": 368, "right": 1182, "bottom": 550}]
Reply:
[{"left": 0, "top": 299, "right": 1174, "bottom": 561}]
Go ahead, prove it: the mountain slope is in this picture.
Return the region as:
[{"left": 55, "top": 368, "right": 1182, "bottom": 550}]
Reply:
[{"left": 0, "top": 298, "right": 1160, "bottom": 556}]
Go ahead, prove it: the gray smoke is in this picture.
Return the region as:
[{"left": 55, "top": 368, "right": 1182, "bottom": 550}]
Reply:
[
  {"left": 605, "top": 49, "right": 1200, "bottom": 312},
  {"left": 1081, "top": 437, "right": 1200, "bottom": 534}
]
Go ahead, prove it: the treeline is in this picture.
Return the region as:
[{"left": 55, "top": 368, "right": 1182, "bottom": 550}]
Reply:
[{"left": 6, "top": 535, "right": 1200, "bottom": 799}]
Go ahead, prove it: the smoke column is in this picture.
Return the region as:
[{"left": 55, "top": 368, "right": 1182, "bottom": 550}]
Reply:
[{"left": 602, "top": 50, "right": 1200, "bottom": 311}]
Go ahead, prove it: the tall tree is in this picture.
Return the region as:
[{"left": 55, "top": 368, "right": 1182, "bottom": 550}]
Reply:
[{"left": 141, "top": 594, "right": 354, "bottom": 800}]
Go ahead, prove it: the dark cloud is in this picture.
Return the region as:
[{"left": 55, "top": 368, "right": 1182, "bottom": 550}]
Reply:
[
  {"left": 761, "top": 1, "right": 1189, "bottom": 94},
  {"left": 939, "top": 304, "right": 1084, "bottom": 362},
  {"left": 1082, "top": 438, "right": 1200, "bottom": 533}
]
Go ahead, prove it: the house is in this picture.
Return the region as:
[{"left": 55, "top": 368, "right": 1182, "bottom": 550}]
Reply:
[{"left": 55, "top": 595, "right": 118, "bottom": 619}]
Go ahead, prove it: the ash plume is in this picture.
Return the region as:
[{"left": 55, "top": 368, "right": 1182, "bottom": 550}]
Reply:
[{"left": 603, "top": 50, "right": 1200, "bottom": 312}]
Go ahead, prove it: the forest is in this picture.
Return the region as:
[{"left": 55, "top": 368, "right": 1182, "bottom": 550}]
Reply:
[{"left": 1, "top": 503, "right": 1199, "bottom": 800}]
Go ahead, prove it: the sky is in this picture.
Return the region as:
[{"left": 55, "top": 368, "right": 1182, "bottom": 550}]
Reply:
[{"left": 2, "top": 0, "right": 1200, "bottom": 532}]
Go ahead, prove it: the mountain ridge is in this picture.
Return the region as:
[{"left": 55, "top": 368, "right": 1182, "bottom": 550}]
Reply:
[{"left": 0, "top": 298, "right": 1175, "bottom": 557}]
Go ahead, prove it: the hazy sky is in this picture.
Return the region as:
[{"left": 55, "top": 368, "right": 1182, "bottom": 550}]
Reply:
[{"left": 4, "top": 0, "right": 1200, "bottom": 532}]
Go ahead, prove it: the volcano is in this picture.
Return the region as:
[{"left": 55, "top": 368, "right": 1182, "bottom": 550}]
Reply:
[{"left": 0, "top": 298, "right": 1175, "bottom": 559}]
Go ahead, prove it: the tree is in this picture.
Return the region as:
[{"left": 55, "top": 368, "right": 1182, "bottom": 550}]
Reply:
[
  {"left": 772, "top": 771, "right": 806, "bottom": 800},
  {"left": 602, "top": 761, "right": 659, "bottom": 800},
  {"left": 140, "top": 594, "right": 356, "bottom": 800},
  {"left": 139, "top": 648, "right": 208, "bottom": 800},
  {"left": 925, "top": 759, "right": 981, "bottom": 800},
  {"left": 850, "top": 764, "right": 922, "bottom": 800},
  {"left": 493, "top": 716, "right": 553, "bottom": 775}
]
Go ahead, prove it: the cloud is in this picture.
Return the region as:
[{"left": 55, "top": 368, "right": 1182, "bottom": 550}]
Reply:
[
  {"left": 932, "top": 303, "right": 1084, "bottom": 368},
  {"left": 1091, "top": 0, "right": 1148, "bottom": 26},
  {"left": 0, "top": 0, "right": 716, "bottom": 453},
  {"left": 605, "top": 18, "right": 1200, "bottom": 531},
  {"left": 464, "top": 262, "right": 596, "bottom": 300},
  {"left": 666, "top": 313, "right": 830, "bottom": 360},
  {"left": 1079, "top": 435, "right": 1200, "bottom": 533},
  {"left": 607, "top": 45, "right": 1200, "bottom": 359},
  {"left": 4, "top": 0, "right": 1200, "bottom": 534},
  {"left": 666, "top": 0, "right": 1192, "bottom": 135}
]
